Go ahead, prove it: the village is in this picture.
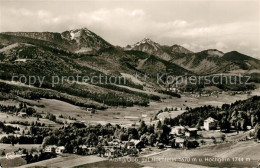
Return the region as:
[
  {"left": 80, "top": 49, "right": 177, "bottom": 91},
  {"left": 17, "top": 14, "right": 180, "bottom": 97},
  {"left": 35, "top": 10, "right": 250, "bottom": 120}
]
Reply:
[
  {"left": 2, "top": 112, "right": 257, "bottom": 162},
  {"left": 0, "top": 95, "right": 260, "bottom": 167}
]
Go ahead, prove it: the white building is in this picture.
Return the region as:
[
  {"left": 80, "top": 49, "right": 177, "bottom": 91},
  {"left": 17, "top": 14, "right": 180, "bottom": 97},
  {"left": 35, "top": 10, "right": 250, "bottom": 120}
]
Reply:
[
  {"left": 170, "top": 126, "right": 186, "bottom": 136},
  {"left": 44, "top": 145, "right": 57, "bottom": 153},
  {"left": 55, "top": 146, "right": 65, "bottom": 154},
  {"left": 204, "top": 117, "right": 217, "bottom": 130}
]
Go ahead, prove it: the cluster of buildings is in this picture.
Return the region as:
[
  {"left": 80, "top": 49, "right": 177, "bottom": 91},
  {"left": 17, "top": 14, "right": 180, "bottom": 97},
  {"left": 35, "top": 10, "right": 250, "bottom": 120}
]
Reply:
[
  {"left": 44, "top": 138, "right": 143, "bottom": 158},
  {"left": 169, "top": 126, "right": 198, "bottom": 148},
  {"left": 43, "top": 117, "right": 220, "bottom": 158},
  {"left": 167, "top": 117, "right": 219, "bottom": 148},
  {"left": 44, "top": 145, "right": 65, "bottom": 154}
]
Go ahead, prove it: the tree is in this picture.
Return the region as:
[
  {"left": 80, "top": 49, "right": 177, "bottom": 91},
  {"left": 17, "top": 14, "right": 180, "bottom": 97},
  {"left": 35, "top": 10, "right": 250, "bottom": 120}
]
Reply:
[
  {"left": 1, "top": 150, "right": 5, "bottom": 156},
  {"left": 196, "top": 118, "right": 203, "bottom": 130},
  {"left": 119, "top": 133, "right": 128, "bottom": 141},
  {"left": 96, "top": 144, "right": 105, "bottom": 157},
  {"left": 254, "top": 123, "right": 260, "bottom": 140},
  {"left": 147, "top": 125, "right": 155, "bottom": 134},
  {"left": 127, "top": 128, "right": 138, "bottom": 139},
  {"left": 211, "top": 137, "right": 216, "bottom": 144},
  {"left": 148, "top": 134, "right": 156, "bottom": 146},
  {"left": 138, "top": 121, "right": 147, "bottom": 135},
  {"left": 157, "top": 120, "right": 162, "bottom": 129},
  {"left": 220, "top": 118, "right": 231, "bottom": 132},
  {"left": 221, "top": 135, "right": 226, "bottom": 142},
  {"left": 140, "top": 134, "right": 148, "bottom": 146}
]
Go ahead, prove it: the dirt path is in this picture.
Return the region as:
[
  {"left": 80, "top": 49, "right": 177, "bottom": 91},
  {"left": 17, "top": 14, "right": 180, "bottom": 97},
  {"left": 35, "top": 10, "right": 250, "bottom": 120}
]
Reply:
[{"left": 141, "top": 149, "right": 171, "bottom": 158}]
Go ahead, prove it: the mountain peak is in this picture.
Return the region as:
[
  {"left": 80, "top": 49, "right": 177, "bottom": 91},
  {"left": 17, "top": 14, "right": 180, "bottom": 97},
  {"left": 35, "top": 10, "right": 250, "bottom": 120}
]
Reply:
[
  {"left": 170, "top": 44, "right": 193, "bottom": 54},
  {"left": 130, "top": 38, "right": 160, "bottom": 51},
  {"left": 201, "top": 49, "right": 224, "bottom": 57},
  {"left": 135, "top": 38, "right": 158, "bottom": 46},
  {"left": 64, "top": 27, "right": 96, "bottom": 41},
  {"left": 60, "top": 28, "right": 112, "bottom": 53},
  {"left": 141, "top": 38, "right": 153, "bottom": 42},
  {"left": 68, "top": 27, "right": 92, "bottom": 33},
  {"left": 126, "top": 38, "right": 173, "bottom": 61}
]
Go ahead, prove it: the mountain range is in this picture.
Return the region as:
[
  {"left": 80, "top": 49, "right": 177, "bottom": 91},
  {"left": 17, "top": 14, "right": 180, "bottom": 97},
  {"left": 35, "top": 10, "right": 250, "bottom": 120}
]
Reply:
[
  {"left": 1, "top": 28, "right": 259, "bottom": 75},
  {"left": 0, "top": 27, "right": 260, "bottom": 107}
]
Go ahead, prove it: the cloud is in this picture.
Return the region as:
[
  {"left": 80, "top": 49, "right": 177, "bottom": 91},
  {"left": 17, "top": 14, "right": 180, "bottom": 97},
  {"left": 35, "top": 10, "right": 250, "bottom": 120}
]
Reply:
[
  {"left": 0, "top": 7, "right": 259, "bottom": 58},
  {"left": 9, "top": 8, "right": 34, "bottom": 16}
]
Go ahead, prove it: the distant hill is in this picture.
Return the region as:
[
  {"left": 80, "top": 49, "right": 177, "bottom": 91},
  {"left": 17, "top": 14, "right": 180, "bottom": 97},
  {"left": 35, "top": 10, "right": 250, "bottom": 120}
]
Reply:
[
  {"left": 125, "top": 38, "right": 173, "bottom": 61},
  {"left": 171, "top": 49, "right": 260, "bottom": 74},
  {"left": 171, "top": 49, "right": 229, "bottom": 74},
  {"left": 1, "top": 28, "right": 112, "bottom": 54},
  {"left": 222, "top": 51, "right": 260, "bottom": 70},
  {"left": 166, "top": 96, "right": 260, "bottom": 131}
]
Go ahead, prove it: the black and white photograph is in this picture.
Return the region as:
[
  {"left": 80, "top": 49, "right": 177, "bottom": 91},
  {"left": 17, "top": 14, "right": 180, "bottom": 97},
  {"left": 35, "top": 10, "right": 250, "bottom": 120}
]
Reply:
[{"left": 0, "top": 0, "right": 260, "bottom": 167}]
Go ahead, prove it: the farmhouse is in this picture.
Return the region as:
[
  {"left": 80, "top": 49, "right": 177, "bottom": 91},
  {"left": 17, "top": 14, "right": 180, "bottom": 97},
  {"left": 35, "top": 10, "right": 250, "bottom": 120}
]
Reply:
[
  {"left": 44, "top": 145, "right": 57, "bottom": 153},
  {"left": 170, "top": 126, "right": 186, "bottom": 136},
  {"left": 157, "top": 143, "right": 164, "bottom": 149},
  {"left": 175, "top": 138, "right": 185, "bottom": 148},
  {"left": 127, "top": 139, "right": 144, "bottom": 149},
  {"left": 87, "top": 147, "right": 96, "bottom": 155},
  {"left": 104, "top": 148, "right": 115, "bottom": 158},
  {"left": 55, "top": 146, "right": 65, "bottom": 154},
  {"left": 204, "top": 117, "right": 218, "bottom": 130}
]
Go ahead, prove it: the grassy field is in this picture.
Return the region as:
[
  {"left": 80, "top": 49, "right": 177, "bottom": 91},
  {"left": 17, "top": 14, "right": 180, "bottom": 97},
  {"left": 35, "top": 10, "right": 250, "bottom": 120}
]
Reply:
[
  {"left": 75, "top": 160, "right": 142, "bottom": 168},
  {"left": 141, "top": 140, "right": 260, "bottom": 168},
  {"left": 177, "top": 156, "right": 258, "bottom": 168},
  {"left": 15, "top": 155, "right": 107, "bottom": 168},
  {"left": 0, "top": 143, "right": 41, "bottom": 153},
  {"left": 0, "top": 157, "right": 26, "bottom": 167},
  {"left": 0, "top": 85, "right": 255, "bottom": 128}
]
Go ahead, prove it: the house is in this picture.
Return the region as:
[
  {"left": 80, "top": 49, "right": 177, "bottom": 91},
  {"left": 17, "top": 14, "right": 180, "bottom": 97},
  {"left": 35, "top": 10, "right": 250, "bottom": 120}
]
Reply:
[
  {"left": 15, "top": 59, "right": 28, "bottom": 62},
  {"left": 185, "top": 128, "right": 198, "bottom": 137},
  {"left": 45, "top": 145, "right": 57, "bottom": 153},
  {"left": 127, "top": 140, "right": 144, "bottom": 149},
  {"left": 132, "top": 140, "right": 144, "bottom": 149},
  {"left": 104, "top": 149, "right": 115, "bottom": 158},
  {"left": 87, "top": 147, "right": 96, "bottom": 155},
  {"left": 55, "top": 146, "right": 65, "bottom": 154},
  {"left": 157, "top": 143, "right": 164, "bottom": 149},
  {"left": 170, "top": 126, "right": 186, "bottom": 136},
  {"left": 75, "top": 145, "right": 88, "bottom": 154},
  {"left": 86, "top": 108, "right": 95, "bottom": 113},
  {"left": 204, "top": 117, "right": 218, "bottom": 130},
  {"left": 78, "top": 145, "right": 88, "bottom": 150},
  {"left": 175, "top": 138, "right": 185, "bottom": 148}
]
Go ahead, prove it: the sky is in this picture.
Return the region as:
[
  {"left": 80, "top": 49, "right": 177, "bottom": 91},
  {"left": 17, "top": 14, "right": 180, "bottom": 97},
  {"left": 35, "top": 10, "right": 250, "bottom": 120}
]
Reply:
[{"left": 0, "top": 0, "right": 260, "bottom": 58}]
